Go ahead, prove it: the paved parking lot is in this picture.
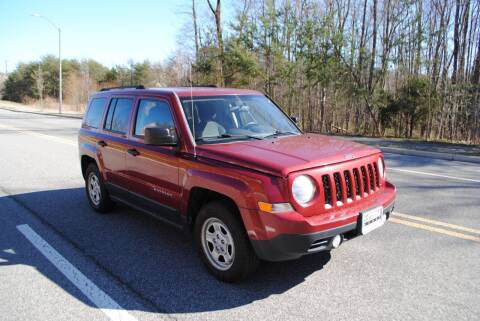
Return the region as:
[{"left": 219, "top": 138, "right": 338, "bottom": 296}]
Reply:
[{"left": 0, "top": 108, "right": 478, "bottom": 321}]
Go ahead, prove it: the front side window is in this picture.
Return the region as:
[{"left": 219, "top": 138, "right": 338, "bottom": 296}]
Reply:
[
  {"left": 104, "top": 98, "right": 134, "bottom": 134},
  {"left": 84, "top": 98, "right": 107, "bottom": 128},
  {"left": 134, "top": 99, "right": 175, "bottom": 136},
  {"left": 180, "top": 95, "right": 300, "bottom": 144}
]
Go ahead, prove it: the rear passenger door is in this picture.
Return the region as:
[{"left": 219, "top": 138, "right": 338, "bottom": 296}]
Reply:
[
  {"left": 98, "top": 97, "right": 134, "bottom": 188},
  {"left": 124, "top": 97, "right": 181, "bottom": 224}
]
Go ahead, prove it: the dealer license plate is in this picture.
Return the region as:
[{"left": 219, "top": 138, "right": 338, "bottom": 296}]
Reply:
[{"left": 360, "top": 206, "right": 385, "bottom": 235}]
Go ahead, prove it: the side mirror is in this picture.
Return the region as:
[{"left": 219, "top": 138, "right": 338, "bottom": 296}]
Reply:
[
  {"left": 290, "top": 115, "right": 299, "bottom": 124},
  {"left": 144, "top": 127, "right": 178, "bottom": 146}
]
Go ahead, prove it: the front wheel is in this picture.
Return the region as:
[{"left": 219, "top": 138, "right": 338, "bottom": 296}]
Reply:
[{"left": 194, "top": 200, "right": 259, "bottom": 282}]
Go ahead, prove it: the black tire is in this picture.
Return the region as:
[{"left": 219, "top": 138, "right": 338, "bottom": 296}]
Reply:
[
  {"left": 85, "top": 163, "right": 114, "bottom": 213},
  {"left": 194, "top": 200, "right": 259, "bottom": 282}
]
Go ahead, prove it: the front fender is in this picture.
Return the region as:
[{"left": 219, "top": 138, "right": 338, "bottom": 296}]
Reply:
[{"left": 180, "top": 169, "right": 256, "bottom": 215}]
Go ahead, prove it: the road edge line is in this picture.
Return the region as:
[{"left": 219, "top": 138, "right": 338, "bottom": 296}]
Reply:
[
  {"left": 389, "top": 167, "right": 480, "bottom": 183},
  {"left": 381, "top": 147, "right": 480, "bottom": 164},
  {"left": 0, "top": 106, "right": 83, "bottom": 119},
  {"left": 16, "top": 224, "right": 138, "bottom": 321}
]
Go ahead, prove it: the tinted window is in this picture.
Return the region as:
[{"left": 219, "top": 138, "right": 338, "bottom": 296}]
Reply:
[
  {"left": 104, "top": 98, "right": 133, "bottom": 134},
  {"left": 84, "top": 98, "right": 106, "bottom": 128},
  {"left": 135, "top": 99, "right": 175, "bottom": 136}
]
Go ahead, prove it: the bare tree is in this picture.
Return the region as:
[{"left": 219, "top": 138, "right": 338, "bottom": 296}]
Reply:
[
  {"left": 207, "top": 0, "right": 225, "bottom": 86},
  {"left": 368, "top": 0, "right": 378, "bottom": 91},
  {"left": 192, "top": 0, "right": 200, "bottom": 62}
]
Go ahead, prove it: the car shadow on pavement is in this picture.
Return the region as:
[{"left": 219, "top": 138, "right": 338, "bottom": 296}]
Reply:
[{"left": 0, "top": 188, "right": 331, "bottom": 314}]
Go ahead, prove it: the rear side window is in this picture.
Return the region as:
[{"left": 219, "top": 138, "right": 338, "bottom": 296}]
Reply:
[
  {"left": 84, "top": 98, "right": 107, "bottom": 128},
  {"left": 104, "top": 98, "right": 134, "bottom": 134},
  {"left": 134, "top": 99, "right": 175, "bottom": 136}
]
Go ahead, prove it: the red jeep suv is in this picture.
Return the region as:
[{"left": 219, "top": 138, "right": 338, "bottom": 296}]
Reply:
[{"left": 78, "top": 86, "right": 396, "bottom": 282}]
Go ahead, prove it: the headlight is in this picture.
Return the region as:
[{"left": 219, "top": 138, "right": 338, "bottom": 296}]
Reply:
[
  {"left": 378, "top": 157, "right": 385, "bottom": 178},
  {"left": 292, "top": 175, "right": 316, "bottom": 204}
]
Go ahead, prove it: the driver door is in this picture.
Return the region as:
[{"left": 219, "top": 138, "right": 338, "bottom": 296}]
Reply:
[{"left": 124, "top": 97, "right": 181, "bottom": 225}]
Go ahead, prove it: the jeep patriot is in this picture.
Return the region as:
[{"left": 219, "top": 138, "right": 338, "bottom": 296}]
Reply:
[{"left": 78, "top": 86, "right": 396, "bottom": 281}]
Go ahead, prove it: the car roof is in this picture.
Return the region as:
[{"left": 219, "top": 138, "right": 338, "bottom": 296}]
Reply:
[{"left": 93, "top": 87, "right": 263, "bottom": 98}]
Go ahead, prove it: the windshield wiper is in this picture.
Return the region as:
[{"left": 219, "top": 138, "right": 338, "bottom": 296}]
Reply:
[
  {"left": 262, "top": 130, "right": 298, "bottom": 139},
  {"left": 195, "top": 133, "right": 263, "bottom": 142},
  {"left": 219, "top": 133, "right": 263, "bottom": 140}
]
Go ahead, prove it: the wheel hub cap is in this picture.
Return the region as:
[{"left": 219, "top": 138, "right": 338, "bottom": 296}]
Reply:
[
  {"left": 88, "top": 173, "right": 101, "bottom": 206},
  {"left": 201, "top": 217, "right": 235, "bottom": 271}
]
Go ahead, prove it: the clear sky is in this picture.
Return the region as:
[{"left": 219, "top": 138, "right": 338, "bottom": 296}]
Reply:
[{"left": 0, "top": 0, "right": 192, "bottom": 71}]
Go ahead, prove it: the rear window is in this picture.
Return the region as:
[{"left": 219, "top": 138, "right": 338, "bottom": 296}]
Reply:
[
  {"left": 104, "top": 98, "right": 134, "bottom": 134},
  {"left": 84, "top": 98, "right": 107, "bottom": 128}
]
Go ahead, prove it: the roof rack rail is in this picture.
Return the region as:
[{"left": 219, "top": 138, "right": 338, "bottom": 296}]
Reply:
[
  {"left": 187, "top": 84, "right": 217, "bottom": 88},
  {"left": 100, "top": 85, "right": 145, "bottom": 91}
]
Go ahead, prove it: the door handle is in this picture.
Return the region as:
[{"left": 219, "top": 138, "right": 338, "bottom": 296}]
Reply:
[
  {"left": 127, "top": 148, "right": 140, "bottom": 157},
  {"left": 97, "top": 140, "right": 107, "bottom": 147}
]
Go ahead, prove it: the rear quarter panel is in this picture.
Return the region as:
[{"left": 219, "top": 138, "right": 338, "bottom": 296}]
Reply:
[{"left": 78, "top": 128, "right": 106, "bottom": 179}]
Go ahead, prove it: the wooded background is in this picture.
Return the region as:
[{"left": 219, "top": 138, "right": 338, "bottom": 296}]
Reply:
[{"left": 2, "top": 0, "right": 480, "bottom": 144}]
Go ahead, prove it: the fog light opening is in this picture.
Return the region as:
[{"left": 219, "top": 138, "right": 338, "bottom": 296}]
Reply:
[{"left": 331, "top": 235, "right": 343, "bottom": 249}]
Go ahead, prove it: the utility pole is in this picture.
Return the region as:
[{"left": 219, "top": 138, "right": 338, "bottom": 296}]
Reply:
[
  {"left": 31, "top": 13, "right": 62, "bottom": 114},
  {"left": 59, "top": 27, "right": 62, "bottom": 113}
]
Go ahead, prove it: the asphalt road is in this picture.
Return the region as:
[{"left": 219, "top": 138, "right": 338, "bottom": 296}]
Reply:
[{"left": 0, "top": 108, "right": 478, "bottom": 321}]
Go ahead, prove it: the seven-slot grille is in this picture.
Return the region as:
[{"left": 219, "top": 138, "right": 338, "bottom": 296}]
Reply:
[{"left": 321, "top": 161, "right": 381, "bottom": 207}]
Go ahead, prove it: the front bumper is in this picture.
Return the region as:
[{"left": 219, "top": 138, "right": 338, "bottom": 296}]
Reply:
[{"left": 250, "top": 201, "right": 395, "bottom": 262}]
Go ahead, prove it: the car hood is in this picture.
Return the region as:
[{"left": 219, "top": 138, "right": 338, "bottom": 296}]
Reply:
[{"left": 195, "top": 133, "right": 381, "bottom": 177}]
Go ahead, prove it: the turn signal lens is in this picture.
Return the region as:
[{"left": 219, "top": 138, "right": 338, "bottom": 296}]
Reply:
[{"left": 258, "top": 202, "right": 293, "bottom": 213}]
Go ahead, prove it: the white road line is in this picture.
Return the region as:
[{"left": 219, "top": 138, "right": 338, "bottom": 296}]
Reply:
[
  {"left": 16, "top": 224, "right": 138, "bottom": 321},
  {"left": 0, "top": 123, "right": 76, "bottom": 146},
  {"left": 389, "top": 167, "right": 480, "bottom": 183}
]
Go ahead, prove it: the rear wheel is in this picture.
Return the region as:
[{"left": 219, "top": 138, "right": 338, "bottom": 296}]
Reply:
[
  {"left": 85, "top": 163, "right": 114, "bottom": 213},
  {"left": 194, "top": 200, "right": 259, "bottom": 282}
]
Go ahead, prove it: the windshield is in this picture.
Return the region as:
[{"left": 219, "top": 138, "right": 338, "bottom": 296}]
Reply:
[{"left": 180, "top": 95, "right": 300, "bottom": 144}]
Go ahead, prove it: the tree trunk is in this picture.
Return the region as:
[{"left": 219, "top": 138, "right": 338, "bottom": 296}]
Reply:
[
  {"left": 472, "top": 35, "right": 480, "bottom": 84},
  {"left": 452, "top": 0, "right": 461, "bottom": 83},
  {"left": 368, "top": 0, "right": 377, "bottom": 92},
  {"left": 207, "top": 0, "right": 225, "bottom": 86},
  {"left": 358, "top": 0, "right": 368, "bottom": 77},
  {"left": 458, "top": 0, "right": 470, "bottom": 82},
  {"left": 192, "top": 0, "right": 200, "bottom": 62}
]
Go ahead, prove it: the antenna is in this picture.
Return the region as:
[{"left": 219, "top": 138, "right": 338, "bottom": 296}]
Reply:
[{"left": 189, "top": 62, "right": 196, "bottom": 155}]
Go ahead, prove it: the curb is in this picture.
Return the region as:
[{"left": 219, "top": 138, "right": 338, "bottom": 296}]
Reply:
[
  {"left": 0, "top": 106, "right": 83, "bottom": 119},
  {"left": 379, "top": 146, "right": 480, "bottom": 164}
]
